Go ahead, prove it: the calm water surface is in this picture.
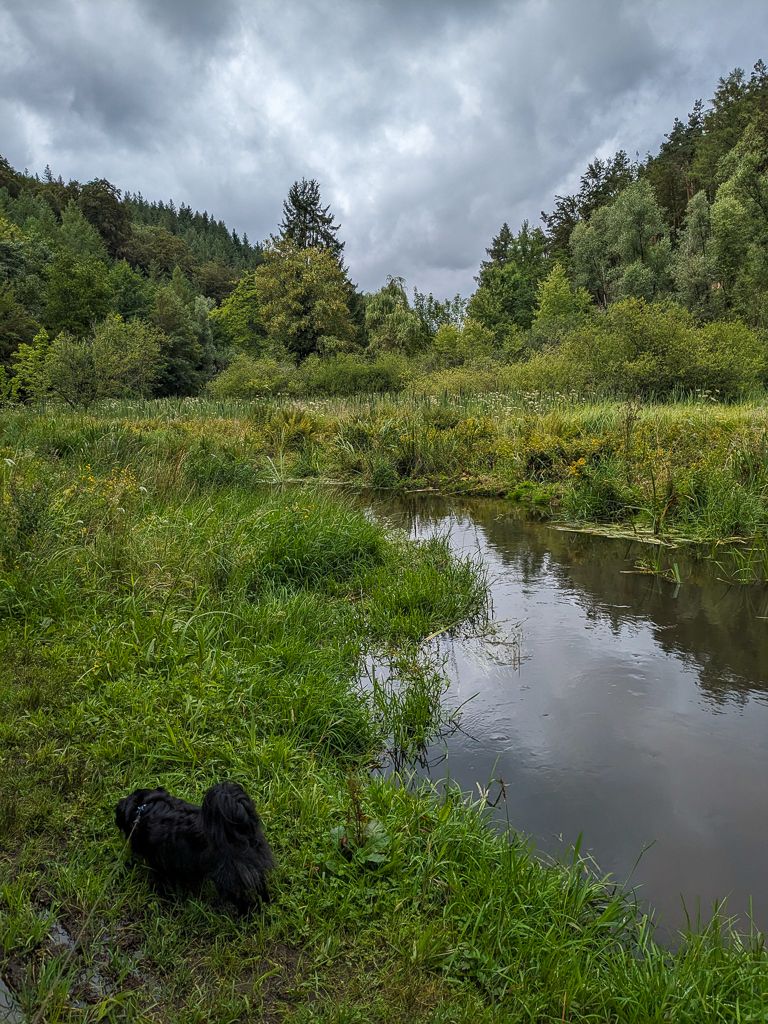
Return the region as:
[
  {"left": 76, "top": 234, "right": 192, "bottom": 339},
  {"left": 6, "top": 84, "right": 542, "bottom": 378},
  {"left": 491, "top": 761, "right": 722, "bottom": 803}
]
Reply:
[{"left": 371, "top": 494, "right": 768, "bottom": 938}]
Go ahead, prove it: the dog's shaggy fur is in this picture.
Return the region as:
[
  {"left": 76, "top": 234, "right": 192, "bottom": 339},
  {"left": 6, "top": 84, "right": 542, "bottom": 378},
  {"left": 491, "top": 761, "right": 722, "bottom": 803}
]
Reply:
[{"left": 115, "top": 782, "right": 274, "bottom": 912}]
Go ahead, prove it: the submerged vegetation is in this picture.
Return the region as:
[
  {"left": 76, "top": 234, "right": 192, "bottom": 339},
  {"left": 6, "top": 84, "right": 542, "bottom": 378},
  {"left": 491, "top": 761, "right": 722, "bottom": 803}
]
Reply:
[{"left": 1, "top": 415, "right": 768, "bottom": 1022}]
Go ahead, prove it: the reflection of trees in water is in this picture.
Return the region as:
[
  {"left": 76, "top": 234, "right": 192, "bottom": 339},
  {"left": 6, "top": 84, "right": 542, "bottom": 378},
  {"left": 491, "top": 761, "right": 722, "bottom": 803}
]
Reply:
[{"left": 372, "top": 494, "right": 768, "bottom": 705}]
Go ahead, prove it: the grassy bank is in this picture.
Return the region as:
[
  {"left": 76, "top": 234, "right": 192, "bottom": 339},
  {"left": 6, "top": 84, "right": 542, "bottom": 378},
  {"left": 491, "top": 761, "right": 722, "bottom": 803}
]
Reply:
[
  {"left": 1, "top": 407, "right": 767, "bottom": 1022},
  {"left": 7, "top": 391, "right": 767, "bottom": 576}
]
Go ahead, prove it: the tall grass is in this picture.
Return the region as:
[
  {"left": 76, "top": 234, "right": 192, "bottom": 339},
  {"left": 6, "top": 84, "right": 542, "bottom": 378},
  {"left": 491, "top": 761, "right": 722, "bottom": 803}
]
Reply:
[
  {"left": 7, "top": 392, "right": 765, "bottom": 576},
  {"left": 1, "top": 406, "right": 767, "bottom": 1021}
]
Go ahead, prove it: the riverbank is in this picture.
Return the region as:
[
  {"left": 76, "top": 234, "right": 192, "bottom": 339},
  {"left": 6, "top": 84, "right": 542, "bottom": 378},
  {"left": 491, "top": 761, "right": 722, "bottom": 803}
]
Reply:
[
  {"left": 1, "top": 407, "right": 767, "bottom": 1021},
  {"left": 10, "top": 392, "right": 768, "bottom": 577}
]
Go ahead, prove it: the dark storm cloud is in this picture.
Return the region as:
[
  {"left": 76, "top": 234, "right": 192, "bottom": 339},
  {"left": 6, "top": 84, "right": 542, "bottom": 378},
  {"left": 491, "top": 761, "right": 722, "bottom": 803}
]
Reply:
[
  {"left": 133, "top": 0, "right": 240, "bottom": 45},
  {"left": 1, "top": 0, "right": 767, "bottom": 292}
]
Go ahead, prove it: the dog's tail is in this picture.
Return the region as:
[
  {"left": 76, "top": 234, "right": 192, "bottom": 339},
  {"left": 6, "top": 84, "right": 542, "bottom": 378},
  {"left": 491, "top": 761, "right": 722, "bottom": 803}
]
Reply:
[{"left": 202, "top": 782, "right": 274, "bottom": 908}]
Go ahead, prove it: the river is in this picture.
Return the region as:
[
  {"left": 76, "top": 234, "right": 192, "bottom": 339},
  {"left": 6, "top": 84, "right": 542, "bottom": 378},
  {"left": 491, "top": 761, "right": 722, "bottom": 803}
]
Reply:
[{"left": 370, "top": 493, "right": 768, "bottom": 940}]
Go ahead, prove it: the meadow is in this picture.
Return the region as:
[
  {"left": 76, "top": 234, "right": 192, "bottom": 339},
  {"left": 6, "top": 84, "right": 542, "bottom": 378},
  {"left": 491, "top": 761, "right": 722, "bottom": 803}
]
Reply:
[
  {"left": 1, "top": 402, "right": 768, "bottom": 1022},
  {"left": 32, "top": 388, "right": 768, "bottom": 575}
]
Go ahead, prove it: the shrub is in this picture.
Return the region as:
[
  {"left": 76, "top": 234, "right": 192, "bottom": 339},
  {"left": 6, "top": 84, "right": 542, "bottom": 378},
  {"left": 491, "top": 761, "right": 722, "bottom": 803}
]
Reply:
[
  {"left": 518, "top": 300, "right": 765, "bottom": 399},
  {"left": 43, "top": 316, "right": 163, "bottom": 409},
  {"left": 207, "top": 354, "right": 294, "bottom": 399},
  {"left": 298, "top": 353, "right": 410, "bottom": 396}
]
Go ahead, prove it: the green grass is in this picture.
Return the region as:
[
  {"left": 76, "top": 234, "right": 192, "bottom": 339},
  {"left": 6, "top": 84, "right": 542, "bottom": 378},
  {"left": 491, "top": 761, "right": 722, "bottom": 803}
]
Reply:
[
  {"left": 16, "top": 391, "right": 766, "bottom": 578},
  {"left": 1, "top": 406, "right": 767, "bottom": 1021}
]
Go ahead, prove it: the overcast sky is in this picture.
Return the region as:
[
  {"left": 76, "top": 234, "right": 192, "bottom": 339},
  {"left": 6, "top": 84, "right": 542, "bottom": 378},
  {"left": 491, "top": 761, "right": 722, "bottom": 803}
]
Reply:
[{"left": 1, "top": 0, "right": 766, "bottom": 295}]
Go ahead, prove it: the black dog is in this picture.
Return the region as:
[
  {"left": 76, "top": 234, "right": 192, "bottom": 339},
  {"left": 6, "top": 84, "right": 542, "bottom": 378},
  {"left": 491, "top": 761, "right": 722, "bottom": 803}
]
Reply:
[{"left": 115, "top": 782, "right": 274, "bottom": 912}]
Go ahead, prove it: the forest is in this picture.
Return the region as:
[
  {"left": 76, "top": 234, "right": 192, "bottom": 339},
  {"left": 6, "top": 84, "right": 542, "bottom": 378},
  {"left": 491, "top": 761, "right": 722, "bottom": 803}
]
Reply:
[{"left": 2, "top": 61, "right": 768, "bottom": 407}]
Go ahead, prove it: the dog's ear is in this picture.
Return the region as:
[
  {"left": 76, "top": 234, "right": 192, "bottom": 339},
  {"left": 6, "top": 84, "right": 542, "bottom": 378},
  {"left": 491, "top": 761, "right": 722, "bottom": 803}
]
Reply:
[
  {"left": 115, "top": 788, "right": 152, "bottom": 835},
  {"left": 115, "top": 794, "right": 136, "bottom": 834}
]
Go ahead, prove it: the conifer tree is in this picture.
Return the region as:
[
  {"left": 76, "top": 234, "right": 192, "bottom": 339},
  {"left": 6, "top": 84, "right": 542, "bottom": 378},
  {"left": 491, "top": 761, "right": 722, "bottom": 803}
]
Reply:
[
  {"left": 480, "top": 222, "right": 513, "bottom": 273},
  {"left": 469, "top": 221, "right": 550, "bottom": 337},
  {"left": 278, "top": 178, "right": 345, "bottom": 266},
  {"left": 59, "top": 200, "right": 107, "bottom": 260}
]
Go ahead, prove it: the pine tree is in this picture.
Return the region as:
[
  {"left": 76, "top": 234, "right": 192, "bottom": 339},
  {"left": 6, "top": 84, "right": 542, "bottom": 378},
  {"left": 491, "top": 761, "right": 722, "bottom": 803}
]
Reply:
[
  {"left": 480, "top": 223, "right": 513, "bottom": 273},
  {"left": 278, "top": 178, "right": 345, "bottom": 266},
  {"left": 253, "top": 239, "right": 355, "bottom": 361},
  {"left": 59, "top": 200, "right": 108, "bottom": 260},
  {"left": 470, "top": 221, "right": 550, "bottom": 337}
]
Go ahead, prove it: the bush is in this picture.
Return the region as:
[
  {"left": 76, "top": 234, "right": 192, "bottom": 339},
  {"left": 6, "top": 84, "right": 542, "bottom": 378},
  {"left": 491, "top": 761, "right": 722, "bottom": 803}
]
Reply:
[
  {"left": 42, "top": 316, "right": 163, "bottom": 409},
  {"left": 513, "top": 300, "right": 765, "bottom": 399},
  {"left": 298, "top": 353, "right": 410, "bottom": 396},
  {"left": 207, "top": 354, "right": 294, "bottom": 399}
]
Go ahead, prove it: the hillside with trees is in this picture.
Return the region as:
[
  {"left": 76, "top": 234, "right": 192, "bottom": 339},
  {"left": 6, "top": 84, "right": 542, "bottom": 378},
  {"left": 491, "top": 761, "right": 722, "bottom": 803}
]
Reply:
[{"left": 2, "top": 60, "right": 768, "bottom": 405}]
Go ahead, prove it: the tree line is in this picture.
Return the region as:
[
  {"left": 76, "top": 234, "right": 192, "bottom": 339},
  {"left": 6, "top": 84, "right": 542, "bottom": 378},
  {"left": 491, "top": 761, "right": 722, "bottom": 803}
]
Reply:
[{"left": 2, "top": 60, "right": 768, "bottom": 406}]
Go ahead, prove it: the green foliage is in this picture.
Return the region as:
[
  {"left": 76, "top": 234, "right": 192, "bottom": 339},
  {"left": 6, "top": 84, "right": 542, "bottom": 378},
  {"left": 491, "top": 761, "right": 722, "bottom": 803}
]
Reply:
[
  {"left": 673, "top": 191, "right": 723, "bottom": 317},
  {"left": 364, "top": 276, "right": 426, "bottom": 355},
  {"left": 300, "top": 352, "right": 410, "bottom": 395},
  {"left": 90, "top": 315, "right": 164, "bottom": 397},
  {"left": 9, "top": 328, "right": 51, "bottom": 401},
  {"left": 0, "top": 283, "right": 37, "bottom": 363},
  {"left": 692, "top": 62, "right": 768, "bottom": 194},
  {"left": 124, "top": 191, "right": 262, "bottom": 271},
  {"left": 207, "top": 353, "right": 293, "bottom": 399},
  {"left": 606, "top": 179, "right": 667, "bottom": 265},
  {"left": 209, "top": 270, "right": 265, "bottom": 353},
  {"left": 107, "top": 259, "right": 154, "bottom": 320},
  {"left": 150, "top": 278, "right": 202, "bottom": 393},
  {"left": 710, "top": 127, "right": 768, "bottom": 325},
  {"left": 42, "top": 331, "right": 99, "bottom": 408},
  {"left": 58, "top": 199, "right": 107, "bottom": 259},
  {"left": 426, "top": 318, "right": 495, "bottom": 368},
  {"left": 523, "top": 298, "right": 764, "bottom": 398},
  {"left": 150, "top": 273, "right": 214, "bottom": 395},
  {"left": 0, "top": 187, "right": 59, "bottom": 239},
  {"left": 412, "top": 288, "right": 467, "bottom": 335},
  {"left": 571, "top": 180, "right": 671, "bottom": 305},
  {"left": 247, "top": 496, "right": 386, "bottom": 587},
  {"left": 254, "top": 239, "right": 356, "bottom": 361},
  {"left": 469, "top": 220, "right": 550, "bottom": 336},
  {"left": 643, "top": 102, "right": 705, "bottom": 235},
  {"left": 44, "top": 251, "right": 112, "bottom": 336},
  {"left": 530, "top": 263, "right": 593, "bottom": 346},
  {"left": 0, "top": 213, "right": 51, "bottom": 320},
  {"left": 78, "top": 178, "right": 131, "bottom": 257},
  {"left": 123, "top": 223, "right": 194, "bottom": 276},
  {"left": 542, "top": 151, "right": 635, "bottom": 259},
  {"left": 0, "top": 155, "right": 22, "bottom": 197},
  {"left": 279, "top": 177, "right": 346, "bottom": 266},
  {"left": 43, "top": 316, "right": 163, "bottom": 408},
  {"left": 194, "top": 259, "right": 237, "bottom": 303},
  {"left": 207, "top": 352, "right": 411, "bottom": 399}
]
